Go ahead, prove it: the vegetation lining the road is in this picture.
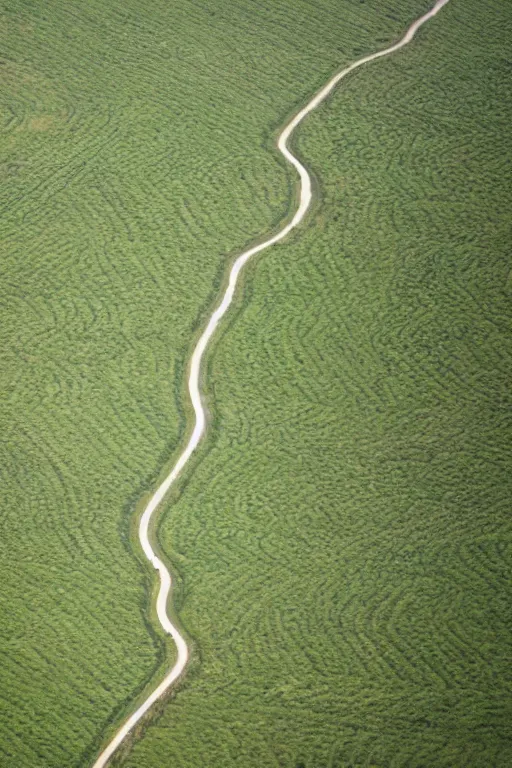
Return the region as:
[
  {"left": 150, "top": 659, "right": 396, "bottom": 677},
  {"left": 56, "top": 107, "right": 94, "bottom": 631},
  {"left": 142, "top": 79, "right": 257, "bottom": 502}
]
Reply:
[
  {"left": 2, "top": 0, "right": 511, "bottom": 766},
  {"left": 121, "top": 0, "right": 511, "bottom": 766},
  {"left": 0, "top": 0, "right": 434, "bottom": 765},
  {"left": 92, "top": 4, "right": 450, "bottom": 765}
]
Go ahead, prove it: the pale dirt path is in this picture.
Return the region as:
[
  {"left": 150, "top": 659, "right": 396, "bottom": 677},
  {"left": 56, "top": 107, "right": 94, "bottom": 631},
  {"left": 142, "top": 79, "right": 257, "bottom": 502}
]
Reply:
[{"left": 91, "top": 1, "right": 450, "bottom": 764}]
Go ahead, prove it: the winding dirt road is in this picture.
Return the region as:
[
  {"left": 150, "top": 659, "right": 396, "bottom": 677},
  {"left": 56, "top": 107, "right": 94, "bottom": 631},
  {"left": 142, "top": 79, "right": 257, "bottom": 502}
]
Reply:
[{"left": 91, "top": 1, "right": 450, "bottom": 765}]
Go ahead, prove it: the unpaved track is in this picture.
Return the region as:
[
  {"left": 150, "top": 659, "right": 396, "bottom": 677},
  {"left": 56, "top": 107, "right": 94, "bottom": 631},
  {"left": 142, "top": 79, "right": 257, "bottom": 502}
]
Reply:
[{"left": 91, "top": 1, "right": 450, "bottom": 765}]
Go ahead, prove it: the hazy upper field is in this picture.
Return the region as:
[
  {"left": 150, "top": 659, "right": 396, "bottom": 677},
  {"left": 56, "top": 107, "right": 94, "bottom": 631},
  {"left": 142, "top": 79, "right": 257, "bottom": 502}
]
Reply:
[{"left": 1, "top": 0, "right": 511, "bottom": 766}]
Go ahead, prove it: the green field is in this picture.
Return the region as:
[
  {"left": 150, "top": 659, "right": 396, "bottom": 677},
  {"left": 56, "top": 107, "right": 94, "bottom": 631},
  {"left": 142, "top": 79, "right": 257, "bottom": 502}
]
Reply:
[{"left": 1, "top": 0, "right": 511, "bottom": 766}]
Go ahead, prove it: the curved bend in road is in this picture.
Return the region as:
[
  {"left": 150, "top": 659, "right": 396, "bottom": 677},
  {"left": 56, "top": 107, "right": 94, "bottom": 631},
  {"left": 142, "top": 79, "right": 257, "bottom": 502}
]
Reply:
[{"left": 92, "top": 1, "right": 450, "bottom": 765}]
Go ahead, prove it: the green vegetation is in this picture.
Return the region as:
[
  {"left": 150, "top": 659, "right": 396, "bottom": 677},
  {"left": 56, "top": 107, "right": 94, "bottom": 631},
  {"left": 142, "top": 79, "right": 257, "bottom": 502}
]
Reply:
[
  {"left": 1, "top": 0, "right": 511, "bottom": 767},
  {"left": 128, "top": 1, "right": 512, "bottom": 767}
]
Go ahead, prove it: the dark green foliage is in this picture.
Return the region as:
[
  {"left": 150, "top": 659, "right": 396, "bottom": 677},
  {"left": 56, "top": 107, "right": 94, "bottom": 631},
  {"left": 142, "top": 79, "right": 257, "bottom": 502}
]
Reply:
[{"left": 1, "top": 0, "right": 511, "bottom": 766}]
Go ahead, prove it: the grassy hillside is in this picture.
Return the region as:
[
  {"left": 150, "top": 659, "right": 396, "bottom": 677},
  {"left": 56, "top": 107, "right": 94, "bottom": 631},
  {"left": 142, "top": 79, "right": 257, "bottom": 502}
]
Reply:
[
  {"left": 121, "top": 1, "right": 511, "bottom": 767},
  {"left": 0, "top": 0, "right": 436, "bottom": 766}
]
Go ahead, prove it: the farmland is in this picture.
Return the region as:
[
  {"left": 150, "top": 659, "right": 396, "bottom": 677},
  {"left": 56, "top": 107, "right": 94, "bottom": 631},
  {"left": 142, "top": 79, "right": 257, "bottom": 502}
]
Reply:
[
  {"left": 1, "top": 0, "right": 511, "bottom": 767},
  {"left": 125, "top": 0, "right": 512, "bottom": 767}
]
